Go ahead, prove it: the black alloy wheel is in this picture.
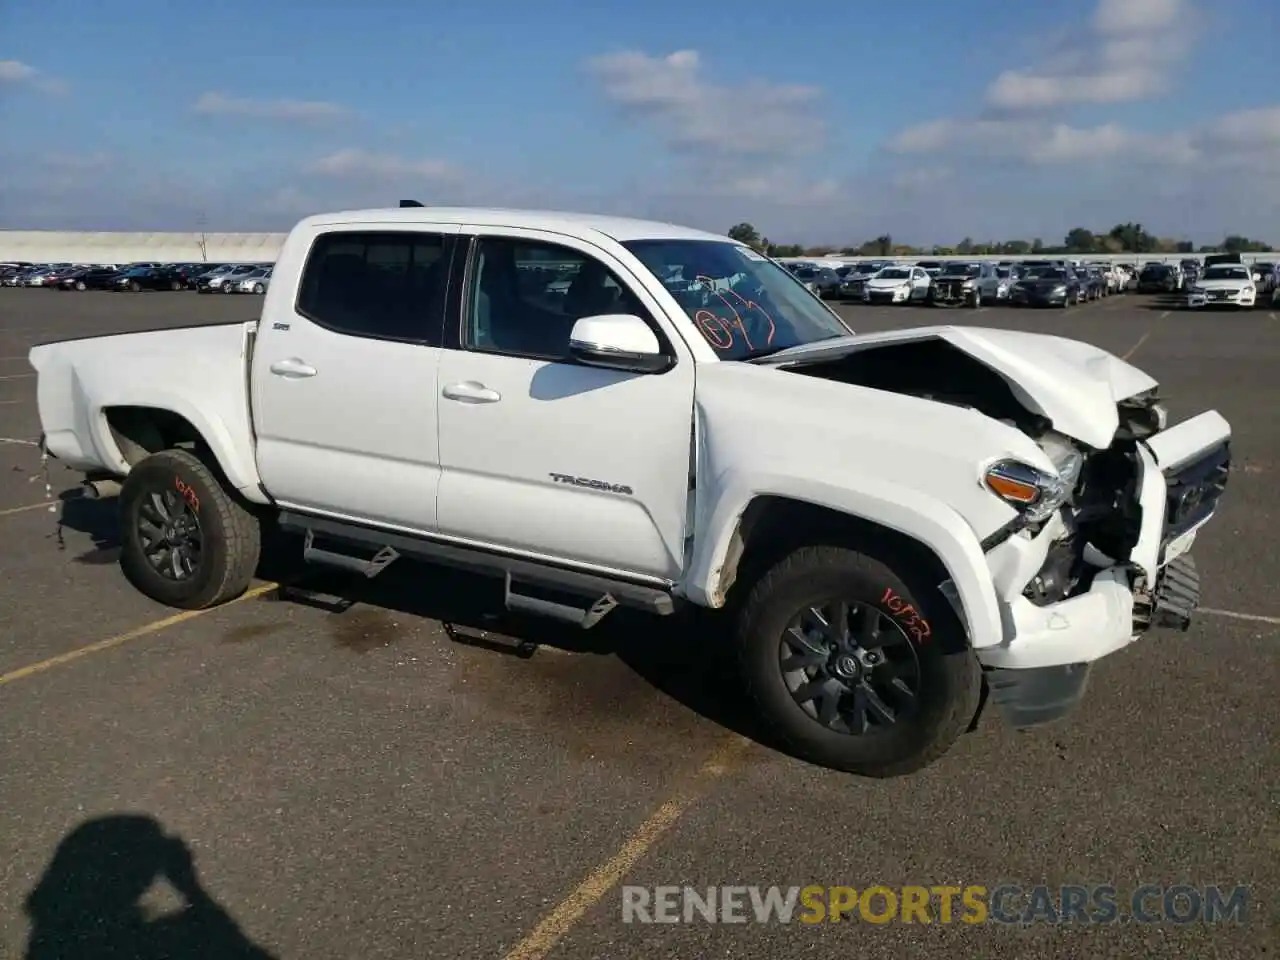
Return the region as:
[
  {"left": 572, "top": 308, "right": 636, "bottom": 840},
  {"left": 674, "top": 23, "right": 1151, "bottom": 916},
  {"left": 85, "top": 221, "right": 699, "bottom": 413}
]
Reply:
[
  {"left": 137, "top": 486, "right": 203, "bottom": 581},
  {"left": 779, "top": 600, "right": 921, "bottom": 734}
]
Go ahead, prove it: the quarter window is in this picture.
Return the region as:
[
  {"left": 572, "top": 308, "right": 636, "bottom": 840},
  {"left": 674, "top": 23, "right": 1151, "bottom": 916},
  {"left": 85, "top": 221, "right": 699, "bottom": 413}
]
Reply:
[{"left": 296, "top": 231, "right": 452, "bottom": 343}]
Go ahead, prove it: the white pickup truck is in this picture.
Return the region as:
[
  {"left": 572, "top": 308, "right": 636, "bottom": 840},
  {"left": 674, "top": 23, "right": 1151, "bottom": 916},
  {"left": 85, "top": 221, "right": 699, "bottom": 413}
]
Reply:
[{"left": 28, "top": 206, "right": 1231, "bottom": 777}]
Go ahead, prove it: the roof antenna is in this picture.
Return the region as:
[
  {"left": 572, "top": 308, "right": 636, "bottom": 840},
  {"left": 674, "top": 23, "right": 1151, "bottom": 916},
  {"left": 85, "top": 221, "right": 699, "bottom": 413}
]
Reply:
[{"left": 399, "top": 200, "right": 424, "bottom": 208}]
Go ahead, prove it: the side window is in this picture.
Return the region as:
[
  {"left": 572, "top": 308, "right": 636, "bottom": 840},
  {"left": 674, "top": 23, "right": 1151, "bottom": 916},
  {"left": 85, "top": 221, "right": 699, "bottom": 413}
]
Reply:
[
  {"left": 464, "top": 237, "right": 647, "bottom": 361},
  {"left": 296, "top": 231, "right": 451, "bottom": 343}
]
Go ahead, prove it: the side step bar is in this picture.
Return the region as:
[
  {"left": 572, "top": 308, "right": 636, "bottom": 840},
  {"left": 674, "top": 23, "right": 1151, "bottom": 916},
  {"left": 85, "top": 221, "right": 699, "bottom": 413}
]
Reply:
[{"left": 279, "top": 512, "right": 675, "bottom": 627}]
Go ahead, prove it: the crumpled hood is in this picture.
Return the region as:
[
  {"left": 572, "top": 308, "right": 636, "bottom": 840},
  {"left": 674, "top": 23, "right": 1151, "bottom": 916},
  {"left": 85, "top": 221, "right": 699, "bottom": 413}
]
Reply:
[
  {"left": 755, "top": 325, "right": 1158, "bottom": 449},
  {"left": 866, "top": 276, "right": 911, "bottom": 289}
]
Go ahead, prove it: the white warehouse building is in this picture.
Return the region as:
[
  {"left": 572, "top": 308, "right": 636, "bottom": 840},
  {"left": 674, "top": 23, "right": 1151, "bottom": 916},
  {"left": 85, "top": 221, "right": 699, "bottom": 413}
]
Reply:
[{"left": 0, "top": 231, "right": 285, "bottom": 266}]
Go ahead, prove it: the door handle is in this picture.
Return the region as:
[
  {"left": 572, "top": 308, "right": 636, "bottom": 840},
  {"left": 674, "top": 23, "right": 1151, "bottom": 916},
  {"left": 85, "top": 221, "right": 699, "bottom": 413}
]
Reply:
[
  {"left": 442, "top": 381, "right": 501, "bottom": 403},
  {"left": 270, "top": 358, "right": 317, "bottom": 378}
]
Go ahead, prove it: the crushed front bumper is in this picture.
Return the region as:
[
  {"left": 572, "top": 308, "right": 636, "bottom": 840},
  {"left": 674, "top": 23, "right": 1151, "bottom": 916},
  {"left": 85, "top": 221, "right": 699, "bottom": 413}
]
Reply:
[{"left": 975, "top": 410, "right": 1231, "bottom": 728}]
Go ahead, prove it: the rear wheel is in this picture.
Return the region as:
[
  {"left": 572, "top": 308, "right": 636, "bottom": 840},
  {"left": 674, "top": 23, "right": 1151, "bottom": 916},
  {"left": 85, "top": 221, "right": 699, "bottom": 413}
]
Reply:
[
  {"left": 75, "top": 281, "right": 86, "bottom": 291},
  {"left": 118, "top": 449, "right": 261, "bottom": 610},
  {"left": 735, "top": 546, "right": 981, "bottom": 777},
  {"left": 129, "top": 280, "right": 141, "bottom": 292},
  {"left": 253, "top": 283, "right": 265, "bottom": 294}
]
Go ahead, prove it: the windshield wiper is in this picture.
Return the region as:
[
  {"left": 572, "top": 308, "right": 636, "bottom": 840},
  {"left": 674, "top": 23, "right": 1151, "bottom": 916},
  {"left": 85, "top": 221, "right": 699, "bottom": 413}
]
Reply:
[{"left": 742, "top": 334, "right": 849, "bottom": 362}]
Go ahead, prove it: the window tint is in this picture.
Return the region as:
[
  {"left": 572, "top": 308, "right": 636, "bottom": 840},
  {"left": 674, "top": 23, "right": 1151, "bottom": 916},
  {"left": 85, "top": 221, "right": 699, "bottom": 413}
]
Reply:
[
  {"left": 464, "top": 237, "right": 647, "bottom": 361},
  {"left": 296, "top": 231, "right": 450, "bottom": 342}
]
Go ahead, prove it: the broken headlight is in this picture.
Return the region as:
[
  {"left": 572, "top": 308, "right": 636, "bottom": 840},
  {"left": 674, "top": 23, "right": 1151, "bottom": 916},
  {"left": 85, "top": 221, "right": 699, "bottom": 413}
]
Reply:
[{"left": 984, "top": 439, "right": 1083, "bottom": 524}]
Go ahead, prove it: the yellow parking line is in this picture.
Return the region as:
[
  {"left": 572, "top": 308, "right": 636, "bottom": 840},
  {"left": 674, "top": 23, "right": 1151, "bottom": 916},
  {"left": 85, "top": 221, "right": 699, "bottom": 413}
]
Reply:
[
  {"left": 0, "top": 500, "right": 59, "bottom": 517},
  {"left": 0, "top": 582, "right": 280, "bottom": 687},
  {"left": 503, "top": 734, "right": 754, "bottom": 960}
]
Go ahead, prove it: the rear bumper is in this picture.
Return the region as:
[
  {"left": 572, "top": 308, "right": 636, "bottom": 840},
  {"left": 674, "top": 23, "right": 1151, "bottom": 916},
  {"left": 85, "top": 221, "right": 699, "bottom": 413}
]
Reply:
[{"left": 976, "top": 411, "right": 1230, "bottom": 728}]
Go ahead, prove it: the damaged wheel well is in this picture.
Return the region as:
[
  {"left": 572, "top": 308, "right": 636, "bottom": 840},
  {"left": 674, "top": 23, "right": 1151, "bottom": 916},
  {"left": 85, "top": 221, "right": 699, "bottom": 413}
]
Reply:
[
  {"left": 104, "top": 405, "right": 204, "bottom": 465},
  {"left": 720, "top": 496, "right": 968, "bottom": 645}
]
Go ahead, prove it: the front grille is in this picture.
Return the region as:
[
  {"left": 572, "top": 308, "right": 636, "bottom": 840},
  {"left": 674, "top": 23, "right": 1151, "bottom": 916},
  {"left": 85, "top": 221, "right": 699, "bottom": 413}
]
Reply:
[
  {"left": 1207, "top": 291, "right": 1230, "bottom": 301},
  {"left": 1160, "top": 442, "right": 1230, "bottom": 562}
]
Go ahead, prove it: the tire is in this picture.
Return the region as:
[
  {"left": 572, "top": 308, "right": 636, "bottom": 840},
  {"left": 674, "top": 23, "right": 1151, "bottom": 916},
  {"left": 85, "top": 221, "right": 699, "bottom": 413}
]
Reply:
[
  {"left": 170, "top": 280, "right": 182, "bottom": 291},
  {"left": 118, "top": 448, "right": 261, "bottom": 610},
  {"left": 129, "top": 280, "right": 141, "bottom": 292},
  {"left": 223, "top": 283, "right": 235, "bottom": 294},
  {"left": 253, "top": 283, "right": 265, "bottom": 294},
  {"left": 76, "top": 281, "right": 86, "bottom": 291},
  {"left": 735, "top": 545, "right": 981, "bottom": 777},
  {"left": 970, "top": 289, "right": 982, "bottom": 308}
]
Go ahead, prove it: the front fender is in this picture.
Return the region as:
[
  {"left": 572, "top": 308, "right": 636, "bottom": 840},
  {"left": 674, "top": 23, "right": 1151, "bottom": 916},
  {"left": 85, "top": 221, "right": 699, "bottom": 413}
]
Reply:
[{"left": 682, "top": 470, "right": 1005, "bottom": 649}]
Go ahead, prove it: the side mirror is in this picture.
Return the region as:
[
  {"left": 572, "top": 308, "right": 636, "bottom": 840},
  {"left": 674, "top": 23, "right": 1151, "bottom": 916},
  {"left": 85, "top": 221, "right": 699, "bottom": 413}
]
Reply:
[{"left": 568, "top": 314, "right": 672, "bottom": 374}]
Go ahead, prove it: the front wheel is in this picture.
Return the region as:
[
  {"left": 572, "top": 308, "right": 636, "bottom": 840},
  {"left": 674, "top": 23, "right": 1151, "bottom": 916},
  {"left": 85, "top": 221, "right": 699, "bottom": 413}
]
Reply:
[
  {"left": 253, "top": 283, "right": 265, "bottom": 294},
  {"left": 735, "top": 546, "right": 981, "bottom": 777},
  {"left": 970, "top": 289, "right": 982, "bottom": 308},
  {"left": 129, "top": 280, "right": 141, "bottom": 292},
  {"left": 118, "top": 448, "right": 262, "bottom": 610},
  {"left": 75, "top": 281, "right": 86, "bottom": 291},
  {"left": 222, "top": 283, "right": 235, "bottom": 294}
]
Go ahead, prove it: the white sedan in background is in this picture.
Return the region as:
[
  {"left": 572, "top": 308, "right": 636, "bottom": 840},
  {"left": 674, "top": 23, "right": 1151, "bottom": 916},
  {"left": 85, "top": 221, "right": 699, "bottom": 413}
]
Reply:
[
  {"left": 233, "top": 266, "right": 273, "bottom": 294},
  {"left": 1186, "top": 264, "right": 1257, "bottom": 309},
  {"left": 861, "top": 265, "right": 931, "bottom": 304}
]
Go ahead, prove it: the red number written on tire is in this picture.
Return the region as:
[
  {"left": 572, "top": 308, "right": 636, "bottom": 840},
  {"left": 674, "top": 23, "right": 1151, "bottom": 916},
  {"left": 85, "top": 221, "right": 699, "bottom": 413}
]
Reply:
[
  {"left": 175, "top": 476, "right": 200, "bottom": 512},
  {"left": 881, "top": 587, "right": 932, "bottom": 644}
]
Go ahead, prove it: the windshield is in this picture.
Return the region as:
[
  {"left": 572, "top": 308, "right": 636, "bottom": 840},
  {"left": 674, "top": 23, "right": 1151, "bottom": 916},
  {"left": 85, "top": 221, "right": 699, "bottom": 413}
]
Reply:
[
  {"left": 945, "top": 263, "right": 981, "bottom": 276},
  {"left": 1202, "top": 266, "right": 1249, "bottom": 280},
  {"left": 1142, "top": 265, "right": 1168, "bottom": 275},
  {"left": 1023, "top": 268, "right": 1066, "bottom": 280},
  {"left": 877, "top": 268, "right": 910, "bottom": 279},
  {"left": 623, "top": 239, "right": 851, "bottom": 361}
]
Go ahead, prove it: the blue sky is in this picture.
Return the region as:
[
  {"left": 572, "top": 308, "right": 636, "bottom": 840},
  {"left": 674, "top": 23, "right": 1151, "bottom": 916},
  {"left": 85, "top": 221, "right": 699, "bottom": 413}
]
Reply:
[{"left": 2, "top": 0, "right": 1277, "bottom": 245}]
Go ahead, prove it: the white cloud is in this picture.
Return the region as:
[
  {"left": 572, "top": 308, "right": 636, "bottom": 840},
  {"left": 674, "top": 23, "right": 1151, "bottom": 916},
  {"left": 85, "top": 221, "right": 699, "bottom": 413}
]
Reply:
[
  {"left": 984, "top": 0, "right": 1194, "bottom": 111},
  {"left": 0, "top": 59, "right": 68, "bottom": 94},
  {"left": 0, "top": 59, "right": 37, "bottom": 83},
  {"left": 307, "top": 149, "right": 458, "bottom": 182},
  {"left": 192, "top": 91, "right": 353, "bottom": 124},
  {"left": 585, "top": 49, "right": 824, "bottom": 158}
]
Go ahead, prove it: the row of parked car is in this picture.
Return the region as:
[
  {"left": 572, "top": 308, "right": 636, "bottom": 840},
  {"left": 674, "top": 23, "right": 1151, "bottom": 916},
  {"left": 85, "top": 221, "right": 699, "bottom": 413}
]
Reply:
[
  {"left": 1134, "top": 258, "right": 1278, "bottom": 308},
  {"left": 788, "top": 258, "right": 1136, "bottom": 308},
  {"left": 0, "top": 261, "right": 275, "bottom": 294},
  {"left": 787, "top": 252, "right": 1279, "bottom": 310}
]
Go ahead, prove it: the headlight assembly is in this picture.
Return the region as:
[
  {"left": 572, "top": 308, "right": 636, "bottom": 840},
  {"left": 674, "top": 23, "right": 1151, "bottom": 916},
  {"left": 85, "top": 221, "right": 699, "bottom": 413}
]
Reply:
[{"left": 983, "top": 459, "right": 1071, "bottom": 523}]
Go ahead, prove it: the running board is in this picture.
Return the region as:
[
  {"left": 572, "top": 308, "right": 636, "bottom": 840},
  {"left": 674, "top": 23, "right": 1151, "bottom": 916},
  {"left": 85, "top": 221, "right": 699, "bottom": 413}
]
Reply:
[
  {"left": 302, "top": 529, "right": 399, "bottom": 578},
  {"left": 279, "top": 512, "right": 675, "bottom": 624},
  {"left": 504, "top": 573, "right": 619, "bottom": 628}
]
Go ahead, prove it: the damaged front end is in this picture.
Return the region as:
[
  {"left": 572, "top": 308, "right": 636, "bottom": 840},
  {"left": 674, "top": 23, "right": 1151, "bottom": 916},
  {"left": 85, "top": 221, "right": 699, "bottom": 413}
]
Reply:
[{"left": 765, "top": 331, "right": 1232, "bottom": 728}]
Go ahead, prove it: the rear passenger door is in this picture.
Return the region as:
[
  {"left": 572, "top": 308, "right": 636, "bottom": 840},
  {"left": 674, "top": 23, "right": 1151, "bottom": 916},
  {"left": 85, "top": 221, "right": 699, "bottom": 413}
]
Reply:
[
  {"left": 251, "top": 225, "right": 461, "bottom": 531},
  {"left": 434, "top": 228, "right": 696, "bottom": 581}
]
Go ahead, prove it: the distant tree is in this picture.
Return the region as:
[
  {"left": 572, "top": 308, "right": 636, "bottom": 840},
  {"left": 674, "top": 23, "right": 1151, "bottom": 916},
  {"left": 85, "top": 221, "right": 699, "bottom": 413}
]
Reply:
[
  {"left": 1064, "top": 228, "right": 1095, "bottom": 252},
  {"left": 1000, "top": 239, "right": 1030, "bottom": 255},
  {"left": 1222, "top": 235, "right": 1274, "bottom": 253},
  {"left": 1175, "top": 240, "right": 1194, "bottom": 254},
  {"left": 1107, "top": 222, "right": 1157, "bottom": 253},
  {"left": 956, "top": 237, "right": 974, "bottom": 254},
  {"left": 1030, "top": 237, "right": 1044, "bottom": 253},
  {"left": 727, "top": 222, "right": 763, "bottom": 250}
]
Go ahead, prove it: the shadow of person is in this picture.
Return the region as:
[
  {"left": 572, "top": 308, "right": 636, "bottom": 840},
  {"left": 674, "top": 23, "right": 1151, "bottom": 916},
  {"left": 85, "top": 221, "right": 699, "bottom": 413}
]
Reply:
[{"left": 24, "top": 814, "right": 277, "bottom": 960}]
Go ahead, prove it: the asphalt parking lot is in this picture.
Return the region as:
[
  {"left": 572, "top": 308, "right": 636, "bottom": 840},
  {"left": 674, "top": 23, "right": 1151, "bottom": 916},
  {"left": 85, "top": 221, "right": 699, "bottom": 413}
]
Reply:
[{"left": 0, "top": 287, "right": 1276, "bottom": 959}]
